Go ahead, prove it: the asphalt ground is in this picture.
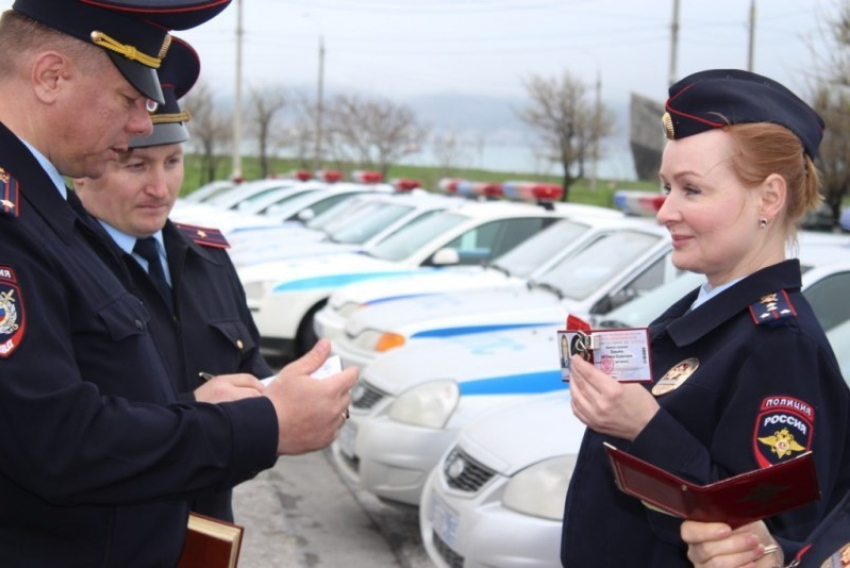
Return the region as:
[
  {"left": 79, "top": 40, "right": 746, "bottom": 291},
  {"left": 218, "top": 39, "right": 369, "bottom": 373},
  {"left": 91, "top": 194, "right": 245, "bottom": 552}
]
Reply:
[{"left": 232, "top": 447, "right": 434, "bottom": 568}]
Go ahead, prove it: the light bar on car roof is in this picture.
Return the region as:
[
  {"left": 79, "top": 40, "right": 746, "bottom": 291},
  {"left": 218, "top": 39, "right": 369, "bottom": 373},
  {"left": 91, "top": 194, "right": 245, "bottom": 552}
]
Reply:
[
  {"left": 437, "top": 178, "right": 465, "bottom": 193},
  {"left": 351, "top": 170, "right": 383, "bottom": 184},
  {"left": 613, "top": 189, "right": 666, "bottom": 216},
  {"left": 391, "top": 178, "right": 421, "bottom": 192},
  {"left": 315, "top": 170, "right": 342, "bottom": 183},
  {"left": 452, "top": 181, "right": 503, "bottom": 199},
  {"left": 502, "top": 181, "right": 563, "bottom": 202}
]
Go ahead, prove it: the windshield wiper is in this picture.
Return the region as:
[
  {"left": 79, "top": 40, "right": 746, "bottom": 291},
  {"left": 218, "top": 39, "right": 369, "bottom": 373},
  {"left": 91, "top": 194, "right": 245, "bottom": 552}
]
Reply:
[
  {"left": 489, "top": 264, "right": 511, "bottom": 277},
  {"left": 529, "top": 280, "right": 563, "bottom": 299}
]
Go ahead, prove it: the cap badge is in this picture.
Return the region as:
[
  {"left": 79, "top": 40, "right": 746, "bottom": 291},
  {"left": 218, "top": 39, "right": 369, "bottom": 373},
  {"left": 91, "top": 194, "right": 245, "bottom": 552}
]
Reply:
[
  {"left": 662, "top": 112, "right": 675, "bottom": 140},
  {"left": 651, "top": 357, "right": 698, "bottom": 396},
  {"left": 145, "top": 99, "right": 159, "bottom": 113}
]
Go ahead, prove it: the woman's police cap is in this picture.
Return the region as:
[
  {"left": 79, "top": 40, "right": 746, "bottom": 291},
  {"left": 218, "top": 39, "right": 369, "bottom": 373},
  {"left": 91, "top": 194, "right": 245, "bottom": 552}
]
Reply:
[
  {"left": 130, "top": 35, "right": 198, "bottom": 149},
  {"left": 11, "top": 0, "right": 231, "bottom": 104},
  {"left": 663, "top": 69, "right": 825, "bottom": 159}
]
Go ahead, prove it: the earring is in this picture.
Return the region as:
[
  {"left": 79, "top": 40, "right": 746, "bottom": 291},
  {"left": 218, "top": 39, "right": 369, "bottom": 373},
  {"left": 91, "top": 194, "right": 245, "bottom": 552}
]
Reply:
[{"left": 759, "top": 218, "right": 768, "bottom": 229}]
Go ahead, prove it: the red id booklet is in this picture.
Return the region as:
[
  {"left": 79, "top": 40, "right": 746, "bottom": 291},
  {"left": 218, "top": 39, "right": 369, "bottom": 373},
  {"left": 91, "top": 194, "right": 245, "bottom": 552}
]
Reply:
[{"left": 604, "top": 443, "right": 820, "bottom": 528}]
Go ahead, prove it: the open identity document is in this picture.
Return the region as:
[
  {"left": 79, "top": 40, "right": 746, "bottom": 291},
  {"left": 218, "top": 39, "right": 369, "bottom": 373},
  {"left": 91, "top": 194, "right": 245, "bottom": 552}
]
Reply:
[{"left": 604, "top": 443, "right": 820, "bottom": 528}]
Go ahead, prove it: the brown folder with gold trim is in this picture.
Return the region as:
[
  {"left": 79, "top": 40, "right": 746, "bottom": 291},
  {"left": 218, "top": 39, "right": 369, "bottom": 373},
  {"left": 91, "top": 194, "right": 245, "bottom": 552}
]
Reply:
[
  {"left": 176, "top": 512, "right": 244, "bottom": 568},
  {"left": 604, "top": 442, "right": 819, "bottom": 528}
]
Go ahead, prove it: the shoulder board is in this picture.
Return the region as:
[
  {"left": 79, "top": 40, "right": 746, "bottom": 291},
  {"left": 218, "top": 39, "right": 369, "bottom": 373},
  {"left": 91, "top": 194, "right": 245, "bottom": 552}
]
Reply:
[
  {"left": 0, "top": 167, "right": 20, "bottom": 218},
  {"left": 748, "top": 290, "right": 797, "bottom": 326},
  {"left": 173, "top": 222, "right": 229, "bottom": 249}
]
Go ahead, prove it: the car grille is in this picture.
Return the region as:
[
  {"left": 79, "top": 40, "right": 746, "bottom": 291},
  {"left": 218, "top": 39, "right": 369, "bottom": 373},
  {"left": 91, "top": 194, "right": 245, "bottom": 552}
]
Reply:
[
  {"left": 351, "top": 381, "right": 386, "bottom": 410},
  {"left": 442, "top": 446, "right": 496, "bottom": 492},
  {"left": 433, "top": 531, "right": 464, "bottom": 568}
]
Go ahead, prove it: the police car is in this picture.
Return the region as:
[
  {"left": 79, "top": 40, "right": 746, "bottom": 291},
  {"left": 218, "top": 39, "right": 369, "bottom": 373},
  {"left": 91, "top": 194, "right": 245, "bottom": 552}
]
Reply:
[
  {"left": 181, "top": 179, "right": 237, "bottom": 203},
  {"left": 333, "top": 235, "right": 850, "bottom": 509},
  {"left": 228, "top": 191, "right": 463, "bottom": 268},
  {"left": 240, "top": 199, "right": 574, "bottom": 359},
  {"left": 330, "top": 218, "right": 674, "bottom": 369},
  {"left": 313, "top": 207, "right": 625, "bottom": 343},
  {"left": 418, "top": 260, "right": 850, "bottom": 568}
]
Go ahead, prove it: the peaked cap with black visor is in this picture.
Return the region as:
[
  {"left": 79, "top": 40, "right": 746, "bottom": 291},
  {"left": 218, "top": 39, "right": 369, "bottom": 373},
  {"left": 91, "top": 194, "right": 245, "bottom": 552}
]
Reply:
[
  {"left": 129, "top": 34, "right": 198, "bottom": 149},
  {"left": 662, "top": 69, "right": 825, "bottom": 159},
  {"left": 11, "top": 0, "right": 231, "bottom": 104}
]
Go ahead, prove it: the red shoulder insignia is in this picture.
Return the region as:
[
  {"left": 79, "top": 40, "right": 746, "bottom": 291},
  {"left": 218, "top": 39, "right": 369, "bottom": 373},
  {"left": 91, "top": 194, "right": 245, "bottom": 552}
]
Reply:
[
  {"left": 0, "top": 266, "right": 26, "bottom": 357},
  {"left": 748, "top": 290, "right": 796, "bottom": 327},
  {"left": 173, "top": 222, "right": 230, "bottom": 249},
  {"left": 0, "top": 167, "right": 21, "bottom": 217},
  {"left": 752, "top": 396, "right": 813, "bottom": 468}
]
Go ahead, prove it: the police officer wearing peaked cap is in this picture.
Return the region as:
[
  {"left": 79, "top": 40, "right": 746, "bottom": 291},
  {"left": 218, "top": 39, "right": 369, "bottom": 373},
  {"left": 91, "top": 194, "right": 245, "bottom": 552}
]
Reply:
[
  {"left": 560, "top": 69, "right": 850, "bottom": 567},
  {"left": 0, "top": 0, "right": 358, "bottom": 565},
  {"left": 73, "top": 34, "right": 274, "bottom": 523}
]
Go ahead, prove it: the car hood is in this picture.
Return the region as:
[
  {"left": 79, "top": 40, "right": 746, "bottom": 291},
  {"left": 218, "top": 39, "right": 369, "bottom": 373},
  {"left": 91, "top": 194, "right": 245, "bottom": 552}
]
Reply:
[{"left": 456, "top": 391, "right": 585, "bottom": 476}]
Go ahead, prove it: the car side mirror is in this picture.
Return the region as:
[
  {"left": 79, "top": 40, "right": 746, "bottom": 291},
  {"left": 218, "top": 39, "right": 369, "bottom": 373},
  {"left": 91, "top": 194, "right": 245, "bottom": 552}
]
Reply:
[
  {"left": 430, "top": 248, "right": 461, "bottom": 266},
  {"left": 297, "top": 208, "right": 316, "bottom": 222}
]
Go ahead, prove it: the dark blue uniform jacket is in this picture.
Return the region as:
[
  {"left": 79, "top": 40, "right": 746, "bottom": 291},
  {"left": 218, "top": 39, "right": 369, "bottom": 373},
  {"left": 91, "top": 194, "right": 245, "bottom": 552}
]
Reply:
[
  {"left": 561, "top": 260, "right": 850, "bottom": 567},
  {"left": 0, "top": 121, "right": 278, "bottom": 566},
  {"left": 80, "top": 212, "right": 274, "bottom": 522},
  {"left": 792, "top": 489, "right": 850, "bottom": 567}
]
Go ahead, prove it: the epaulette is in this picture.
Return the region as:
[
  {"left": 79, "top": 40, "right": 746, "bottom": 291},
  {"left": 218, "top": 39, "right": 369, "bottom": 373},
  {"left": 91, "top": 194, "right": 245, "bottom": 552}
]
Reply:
[
  {"left": 173, "top": 222, "right": 229, "bottom": 249},
  {"left": 748, "top": 290, "right": 797, "bottom": 326},
  {"left": 0, "top": 167, "right": 20, "bottom": 218}
]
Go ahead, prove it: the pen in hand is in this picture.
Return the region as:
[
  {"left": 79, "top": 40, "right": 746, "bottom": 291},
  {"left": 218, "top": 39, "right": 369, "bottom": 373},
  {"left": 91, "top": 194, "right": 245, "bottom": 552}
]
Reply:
[{"left": 198, "top": 371, "right": 215, "bottom": 383}]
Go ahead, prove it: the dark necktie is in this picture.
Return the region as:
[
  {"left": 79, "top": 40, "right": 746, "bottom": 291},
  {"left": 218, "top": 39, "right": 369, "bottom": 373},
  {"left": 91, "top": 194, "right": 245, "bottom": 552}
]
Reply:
[{"left": 133, "top": 237, "right": 174, "bottom": 312}]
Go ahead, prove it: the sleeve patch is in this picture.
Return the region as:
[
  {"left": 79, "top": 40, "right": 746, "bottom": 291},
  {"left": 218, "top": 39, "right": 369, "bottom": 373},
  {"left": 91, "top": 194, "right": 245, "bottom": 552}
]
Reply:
[
  {"left": 173, "top": 222, "right": 230, "bottom": 249},
  {"left": 752, "top": 396, "right": 813, "bottom": 468},
  {"left": 0, "top": 266, "right": 25, "bottom": 357},
  {"left": 748, "top": 290, "right": 796, "bottom": 327},
  {"left": 0, "top": 167, "right": 20, "bottom": 218}
]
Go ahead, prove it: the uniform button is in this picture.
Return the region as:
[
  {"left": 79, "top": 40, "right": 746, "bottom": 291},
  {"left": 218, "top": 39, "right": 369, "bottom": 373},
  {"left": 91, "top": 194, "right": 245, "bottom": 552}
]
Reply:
[
  {"left": 236, "top": 339, "right": 244, "bottom": 350},
  {"left": 135, "top": 319, "right": 145, "bottom": 330}
]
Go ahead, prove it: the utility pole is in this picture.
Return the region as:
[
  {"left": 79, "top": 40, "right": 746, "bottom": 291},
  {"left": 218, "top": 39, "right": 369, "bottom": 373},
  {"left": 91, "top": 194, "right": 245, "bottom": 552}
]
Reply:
[
  {"left": 232, "top": 0, "right": 244, "bottom": 181},
  {"left": 747, "top": 0, "right": 756, "bottom": 71},
  {"left": 313, "top": 35, "right": 325, "bottom": 172},
  {"left": 669, "top": 0, "right": 680, "bottom": 86},
  {"left": 590, "top": 69, "right": 601, "bottom": 191}
]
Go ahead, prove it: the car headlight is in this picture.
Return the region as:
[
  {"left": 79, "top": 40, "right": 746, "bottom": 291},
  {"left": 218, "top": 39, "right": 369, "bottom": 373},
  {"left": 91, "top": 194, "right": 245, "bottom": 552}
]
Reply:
[
  {"left": 388, "top": 380, "right": 459, "bottom": 428},
  {"left": 375, "top": 332, "right": 405, "bottom": 352},
  {"left": 502, "top": 455, "right": 577, "bottom": 521}
]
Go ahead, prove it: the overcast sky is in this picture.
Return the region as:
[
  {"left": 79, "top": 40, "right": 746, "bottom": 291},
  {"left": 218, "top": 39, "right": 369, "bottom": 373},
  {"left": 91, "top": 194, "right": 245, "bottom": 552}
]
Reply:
[{"left": 169, "top": 0, "right": 838, "bottom": 105}]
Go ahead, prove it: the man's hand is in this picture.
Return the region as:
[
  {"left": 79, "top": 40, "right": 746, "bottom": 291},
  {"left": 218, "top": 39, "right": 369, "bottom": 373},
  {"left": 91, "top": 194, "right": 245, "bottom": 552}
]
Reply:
[
  {"left": 194, "top": 373, "right": 265, "bottom": 403},
  {"left": 681, "top": 520, "right": 783, "bottom": 568},
  {"left": 569, "top": 354, "right": 660, "bottom": 441},
  {"left": 265, "top": 339, "right": 358, "bottom": 455}
]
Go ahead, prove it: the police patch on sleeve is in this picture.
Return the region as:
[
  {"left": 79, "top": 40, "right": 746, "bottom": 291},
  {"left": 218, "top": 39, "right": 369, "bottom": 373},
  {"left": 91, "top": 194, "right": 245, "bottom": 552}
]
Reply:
[
  {"left": 753, "top": 396, "right": 813, "bottom": 468},
  {"left": 0, "top": 266, "right": 25, "bottom": 357}
]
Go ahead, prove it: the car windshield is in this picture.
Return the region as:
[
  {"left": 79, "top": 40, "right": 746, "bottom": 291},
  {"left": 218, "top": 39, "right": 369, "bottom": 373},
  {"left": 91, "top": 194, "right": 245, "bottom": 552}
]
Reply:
[
  {"left": 329, "top": 203, "right": 418, "bottom": 244},
  {"left": 492, "top": 219, "right": 589, "bottom": 279},
  {"left": 237, "top": 187, "right": 311, "bottom": 213},
  {"left": 368, "top": 211, "right": 468, "bottom": 262},
  {"left": 306, "top": 198, "right": 375, "bottom": 230},
  {"left": 594, "top": 270, "right": 702, "bottom": 328},
  {"left": 534, "top": 230, "right": 662, "bottom": 301}
]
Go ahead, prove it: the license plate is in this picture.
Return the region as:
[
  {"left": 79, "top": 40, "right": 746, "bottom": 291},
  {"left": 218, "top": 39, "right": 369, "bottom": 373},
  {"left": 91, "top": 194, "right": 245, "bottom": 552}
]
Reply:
[
  {"left": 338, "top": 420, "right": 358, "bottom": 459},
  {"left": 430, "top": 493, "right": 459, "bottom": 549}
]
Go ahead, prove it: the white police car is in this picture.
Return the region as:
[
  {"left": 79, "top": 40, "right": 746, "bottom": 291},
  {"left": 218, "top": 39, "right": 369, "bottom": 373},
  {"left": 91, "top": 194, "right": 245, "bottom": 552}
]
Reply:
[
  {"left": 331, "top": 218, "right": 674, "bottom": 369},
  {"left": 313, "top": 206, "right": 626, "bottom": 343},
  {"left": 241, "top": 199, "right": 573, "bottom": 359}
]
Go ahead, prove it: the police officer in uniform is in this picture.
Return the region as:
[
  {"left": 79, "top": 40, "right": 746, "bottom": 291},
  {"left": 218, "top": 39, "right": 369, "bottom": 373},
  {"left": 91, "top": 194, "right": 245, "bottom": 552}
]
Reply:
[
  {"left": 560, "top": 70, "right": 850, "bottom": 567},
  {"left": 0, "top": 1, "right": 356, "bottom": 565},
  {"left": 682, "top": 490, "right": 850, "bottom": 567},
  {"left": 72, "top": 35, "right": 270, "bottom": 523}
]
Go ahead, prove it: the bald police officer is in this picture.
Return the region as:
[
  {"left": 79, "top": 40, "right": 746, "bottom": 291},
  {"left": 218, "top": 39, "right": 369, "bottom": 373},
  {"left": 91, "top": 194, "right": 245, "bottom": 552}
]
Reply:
[{"left": 0, "top": 1, "right": 356, "bottom": 565}]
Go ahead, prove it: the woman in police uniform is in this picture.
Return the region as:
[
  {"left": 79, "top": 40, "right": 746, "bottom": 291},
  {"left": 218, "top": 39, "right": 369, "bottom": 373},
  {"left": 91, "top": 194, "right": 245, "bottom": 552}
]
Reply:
[
  {"left": 560, "top": 69, "right": 850, "bottom": 567},
  {"left": 682, "top": 490, "right": 850, "bottom": 568}
]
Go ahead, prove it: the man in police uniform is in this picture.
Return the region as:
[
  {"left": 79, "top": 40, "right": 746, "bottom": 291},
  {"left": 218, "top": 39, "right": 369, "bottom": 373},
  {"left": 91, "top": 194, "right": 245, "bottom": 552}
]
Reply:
[
  {"left": 0, "top": 1, "right": 356, "bottom": 565},
  {"left": 73, "top": 35, "right": 270, "bottom": 523}
]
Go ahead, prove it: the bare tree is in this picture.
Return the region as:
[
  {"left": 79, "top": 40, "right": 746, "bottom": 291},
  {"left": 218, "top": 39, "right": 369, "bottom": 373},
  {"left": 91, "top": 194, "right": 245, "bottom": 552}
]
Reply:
[
  {"left": 247, "top": 86, "right": 287, "bottom": 178},
  {"left": 431, "top": 125, "right": 475, "bottom": 174},
  {"left": 323, "top": 94, "right": 429, "bottom": 177},
  {"left": 183, "top": 80, "right": 232, "bottom": 184},
  {"left": 517, "top": 71, "right": 614, "bottom": 201}
]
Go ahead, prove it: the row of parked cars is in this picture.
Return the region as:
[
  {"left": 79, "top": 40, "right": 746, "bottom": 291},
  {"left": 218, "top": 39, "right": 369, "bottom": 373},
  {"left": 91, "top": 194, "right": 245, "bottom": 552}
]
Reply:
[{"left": 180, "top": 176, "right": 850, "bottom": 568}]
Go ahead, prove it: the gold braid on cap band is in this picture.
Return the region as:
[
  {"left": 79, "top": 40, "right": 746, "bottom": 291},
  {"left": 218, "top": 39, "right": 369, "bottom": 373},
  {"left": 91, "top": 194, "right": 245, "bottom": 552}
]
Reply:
[
  {"left": 151, "top": 110, "right": 191, "bottom": 124},
  {"left": 90, "top": 31, "right": 162, "bottom": 69}
]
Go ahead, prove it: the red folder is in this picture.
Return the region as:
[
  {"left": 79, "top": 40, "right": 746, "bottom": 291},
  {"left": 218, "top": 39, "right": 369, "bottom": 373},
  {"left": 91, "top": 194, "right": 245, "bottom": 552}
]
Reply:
[
  {"left": 604, "top": 442, "right": 820, "bottom": 528},
  {"left": 176, "top": 512, "right": 244, "bottom": 568}
]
